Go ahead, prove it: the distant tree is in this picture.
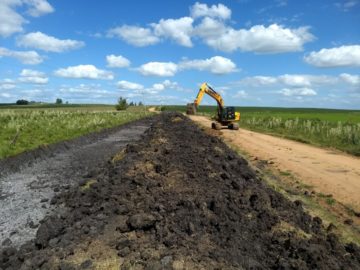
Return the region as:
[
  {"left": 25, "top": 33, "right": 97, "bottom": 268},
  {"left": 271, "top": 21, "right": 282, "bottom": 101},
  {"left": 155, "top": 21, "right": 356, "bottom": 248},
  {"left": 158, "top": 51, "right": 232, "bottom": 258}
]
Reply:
[
  {"left": 65, "top": 101, "right": 69, "bottom": 104},
  {"left": 138, "top": 101, "right": 144, "bottom": 106},
  {"left": 16, "top": 99, "right": 29, "bottom": 105},
  {"left": 129, "top": 101, "right": 134, "bottom": 106},
  {"left": 55, "top": 98, "right": 63, "bottom": 104},
  {"left": 115, "top": 97, "right": 128, "bottom": 111}
]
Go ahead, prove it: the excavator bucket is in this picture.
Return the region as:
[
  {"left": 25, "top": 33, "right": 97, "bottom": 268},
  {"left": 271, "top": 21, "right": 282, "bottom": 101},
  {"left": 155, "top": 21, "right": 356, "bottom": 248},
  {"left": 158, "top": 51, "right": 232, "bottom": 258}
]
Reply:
[{"left": 186, "top": 103, "right": 197, "bottom": 115}]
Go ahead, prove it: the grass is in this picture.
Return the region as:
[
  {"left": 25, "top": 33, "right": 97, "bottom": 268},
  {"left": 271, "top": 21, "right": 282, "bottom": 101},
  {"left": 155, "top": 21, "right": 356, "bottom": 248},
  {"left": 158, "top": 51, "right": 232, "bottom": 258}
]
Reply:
[
  {"left": 0, "top": 105, "right": 153, "bottom": 159},
  {"left": 163, "top": 105, "right": 360, "bottom": 156}
]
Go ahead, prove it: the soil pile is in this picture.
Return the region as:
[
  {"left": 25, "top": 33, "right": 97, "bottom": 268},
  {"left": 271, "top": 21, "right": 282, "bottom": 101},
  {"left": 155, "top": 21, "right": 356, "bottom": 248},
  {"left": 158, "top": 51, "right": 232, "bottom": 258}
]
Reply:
[{"left": 1, "top": 112, "right": 359, "bottom": 269}]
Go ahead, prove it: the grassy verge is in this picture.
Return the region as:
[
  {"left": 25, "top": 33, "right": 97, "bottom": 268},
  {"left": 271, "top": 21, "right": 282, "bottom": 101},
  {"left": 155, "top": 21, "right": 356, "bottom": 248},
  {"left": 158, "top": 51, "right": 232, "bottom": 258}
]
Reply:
[
  {"left": 0, "top": 105, "right": 153, "bottom": 159},
  {"left": 163, "top": 105, "right": 360, "bottom": 156}
]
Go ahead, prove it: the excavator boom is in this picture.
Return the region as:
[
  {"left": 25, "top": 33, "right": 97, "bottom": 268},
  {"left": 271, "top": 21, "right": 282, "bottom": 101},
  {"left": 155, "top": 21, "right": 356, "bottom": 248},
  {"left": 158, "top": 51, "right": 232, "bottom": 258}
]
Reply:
[{"left": 194, "top": 83, "right": 224, "bottom": 108}]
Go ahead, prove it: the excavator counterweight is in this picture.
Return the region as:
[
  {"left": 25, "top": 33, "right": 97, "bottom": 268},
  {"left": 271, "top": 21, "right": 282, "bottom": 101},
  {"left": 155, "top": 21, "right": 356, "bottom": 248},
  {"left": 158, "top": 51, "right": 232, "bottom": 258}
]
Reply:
[{"left": 186, "top": 83, "right": 240, "bottom": 130}]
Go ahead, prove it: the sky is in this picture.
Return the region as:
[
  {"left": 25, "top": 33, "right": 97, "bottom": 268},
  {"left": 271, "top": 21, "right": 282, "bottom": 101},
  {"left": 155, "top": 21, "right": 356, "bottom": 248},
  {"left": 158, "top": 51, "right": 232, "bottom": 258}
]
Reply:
[{"left": 0, "top": 0, "right": 359, "bottom": 109}]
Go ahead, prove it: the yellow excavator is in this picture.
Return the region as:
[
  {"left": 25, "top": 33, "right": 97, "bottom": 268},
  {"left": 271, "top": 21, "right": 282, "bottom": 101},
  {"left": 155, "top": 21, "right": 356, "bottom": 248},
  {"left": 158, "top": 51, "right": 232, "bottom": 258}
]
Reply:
[{"left": 186, "top": 82, "right": 240, "bottom": 130}]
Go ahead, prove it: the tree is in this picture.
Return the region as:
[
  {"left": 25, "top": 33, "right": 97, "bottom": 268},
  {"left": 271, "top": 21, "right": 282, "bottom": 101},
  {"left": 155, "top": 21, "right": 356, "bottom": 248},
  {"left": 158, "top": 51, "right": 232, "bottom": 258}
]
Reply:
[
  {"left": 16, "top": 99, "right": 29, "bottom": 105},
  {"left": 115, "top": 97, "right": 128, "bottom": 111},
  {"left": 56, "top": 98, "right": 63, "bottom": 104},
  {"left": 129, "top": 101, "right": 134, "bottom": 106},
  {"left": 138, "top": 101, "right": 144, "bottom": 106}
]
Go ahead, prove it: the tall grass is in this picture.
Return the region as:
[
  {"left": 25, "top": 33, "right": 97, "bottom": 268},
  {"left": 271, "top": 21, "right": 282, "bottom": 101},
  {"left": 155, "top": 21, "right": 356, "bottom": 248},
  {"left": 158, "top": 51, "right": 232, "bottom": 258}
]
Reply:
[
  {"left": 241, "top": 116, "right": 360, "bottom": 155},
  {"left": 0, "top": 107, "right": 152, "bottom": 159}
]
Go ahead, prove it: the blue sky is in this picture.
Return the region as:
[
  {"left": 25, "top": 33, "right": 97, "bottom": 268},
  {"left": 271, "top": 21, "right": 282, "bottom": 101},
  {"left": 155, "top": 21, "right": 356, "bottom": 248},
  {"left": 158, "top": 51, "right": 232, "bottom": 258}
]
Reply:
[{"left": 0, "top": 0, "right": 359, "bottom": 108}]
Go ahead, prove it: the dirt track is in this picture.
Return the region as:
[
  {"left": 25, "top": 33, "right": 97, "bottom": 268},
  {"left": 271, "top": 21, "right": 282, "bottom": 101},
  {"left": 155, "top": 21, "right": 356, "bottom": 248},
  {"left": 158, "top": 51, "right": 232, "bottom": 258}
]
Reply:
[
  {"left": 189, "top": 115, "right": 360, "bottom": 212},
  {"left": 1, "top": 112, "right": 359, "bottom": 269}
]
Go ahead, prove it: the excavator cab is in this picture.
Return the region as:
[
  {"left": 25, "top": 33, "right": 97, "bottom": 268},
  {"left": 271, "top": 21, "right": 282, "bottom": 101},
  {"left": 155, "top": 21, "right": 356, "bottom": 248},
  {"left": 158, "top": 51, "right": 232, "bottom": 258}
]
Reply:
[{"left": 221, "top": 106, "right": 236, "bottom": 121}]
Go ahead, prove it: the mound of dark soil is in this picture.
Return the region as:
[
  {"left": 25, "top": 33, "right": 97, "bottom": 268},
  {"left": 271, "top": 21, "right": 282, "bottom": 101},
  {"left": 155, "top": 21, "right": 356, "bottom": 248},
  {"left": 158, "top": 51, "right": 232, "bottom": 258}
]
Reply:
[{"left": 1, "top": 112, "right": 359, "bottom": 269}]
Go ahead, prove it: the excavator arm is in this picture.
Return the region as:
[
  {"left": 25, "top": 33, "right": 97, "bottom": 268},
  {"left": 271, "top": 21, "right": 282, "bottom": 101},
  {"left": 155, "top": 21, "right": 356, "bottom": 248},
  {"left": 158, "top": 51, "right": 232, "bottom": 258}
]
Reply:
[{"left": 194, "top": 83, "right": 224, "bottom": 110}]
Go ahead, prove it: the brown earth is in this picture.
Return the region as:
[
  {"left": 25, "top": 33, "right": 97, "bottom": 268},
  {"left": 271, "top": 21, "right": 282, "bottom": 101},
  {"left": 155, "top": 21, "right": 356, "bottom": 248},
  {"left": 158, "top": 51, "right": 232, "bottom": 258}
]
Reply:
[
  {"left": 189, "top": 115, "right": 360, "bottom": 212},
  {"left": 1, "top": 112, "right": 360, "bottom": 269}
]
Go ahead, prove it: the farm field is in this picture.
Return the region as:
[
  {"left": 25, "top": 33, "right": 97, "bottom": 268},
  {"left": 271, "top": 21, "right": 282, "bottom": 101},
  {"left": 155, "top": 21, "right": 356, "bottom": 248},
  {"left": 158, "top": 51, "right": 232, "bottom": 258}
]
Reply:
[
  {"left": 0, "top": 105, "right": 153, "bottom": 159},
  {"left": 163, "top": 105, "right": 360, "bottom": 156}
]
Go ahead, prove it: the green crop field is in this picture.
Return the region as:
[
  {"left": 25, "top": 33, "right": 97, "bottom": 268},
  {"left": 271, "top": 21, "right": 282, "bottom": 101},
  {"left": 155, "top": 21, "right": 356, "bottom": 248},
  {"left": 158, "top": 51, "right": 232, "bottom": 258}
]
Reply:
[
  {"left": 162, "top": 105, "right": 360, "bottom": 156},
  {"left": 0, "top": 105, "right": 153, "bottom": 159}
]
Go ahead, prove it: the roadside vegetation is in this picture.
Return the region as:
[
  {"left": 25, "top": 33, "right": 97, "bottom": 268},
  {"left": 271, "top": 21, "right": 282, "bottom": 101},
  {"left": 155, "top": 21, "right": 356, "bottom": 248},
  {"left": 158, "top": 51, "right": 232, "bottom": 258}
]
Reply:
[
  {"left": 163, "top": 105, "right": 360, "bottom": 156},
  {"left": 0, "top": 105, "right": 153, "bottom": 159}
]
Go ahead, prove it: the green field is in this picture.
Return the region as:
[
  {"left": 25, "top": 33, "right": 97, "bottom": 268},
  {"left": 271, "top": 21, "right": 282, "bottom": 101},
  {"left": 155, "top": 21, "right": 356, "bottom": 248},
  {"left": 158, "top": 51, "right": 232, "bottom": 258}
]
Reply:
[
  {"left": 162, "top": 105, "right": 360, "bottom": 156},
  {"left": 0, "top": 105, "right": 153, "bottom": 159}
]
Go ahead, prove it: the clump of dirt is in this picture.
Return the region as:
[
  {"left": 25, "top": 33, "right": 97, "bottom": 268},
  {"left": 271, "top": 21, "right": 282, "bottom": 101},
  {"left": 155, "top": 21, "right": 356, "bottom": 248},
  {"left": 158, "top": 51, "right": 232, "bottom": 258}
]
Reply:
[{"left": 1, "top": 112, "right": 360, "bottom": 269}]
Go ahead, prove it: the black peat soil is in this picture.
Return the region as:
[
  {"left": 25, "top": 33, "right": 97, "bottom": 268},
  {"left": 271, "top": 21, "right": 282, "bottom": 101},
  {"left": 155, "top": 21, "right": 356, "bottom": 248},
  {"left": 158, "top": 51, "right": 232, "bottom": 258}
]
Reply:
[{"left": 1, "top": 112, "right": 359, "bottom": 270}]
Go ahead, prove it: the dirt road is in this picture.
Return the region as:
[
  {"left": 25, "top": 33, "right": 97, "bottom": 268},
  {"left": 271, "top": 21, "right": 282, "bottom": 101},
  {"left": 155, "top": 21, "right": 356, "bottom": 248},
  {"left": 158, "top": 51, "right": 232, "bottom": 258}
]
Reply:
[{"left": 189, "top": 115, "right": 360, "bottom": 211}]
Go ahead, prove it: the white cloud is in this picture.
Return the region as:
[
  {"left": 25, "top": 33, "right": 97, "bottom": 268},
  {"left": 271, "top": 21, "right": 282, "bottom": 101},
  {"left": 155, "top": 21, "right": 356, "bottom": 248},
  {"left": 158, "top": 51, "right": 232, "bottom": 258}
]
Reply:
[
  {"left": 0, "top": 79, "right": 16, "bottom": 90},
  {"left": 152, "top": 17, "right": 194, "bottom": 47},
  {"left": 193, "top": 17, "right": 227, "bottom": 41},
  {"left": 117, "top": 80, "right": 144, "bottom": 90},
  {"left": 0, "top": 0, "right": 53, "bottom": 37},
  {"left": 58, "top": 84, "right": 118, "bottom": 101},
  {"left": 142, "top": 80, "right": 179, "bottom": 94},
  {"left": 241, "top": 76, "right": 277, "bottom": 86},
  {"left": 24, "top": 0, "right": 54, "bottom": 17},
  {"left": 304, "top": 45, "right": 360, "bottom": 67},
  {"left": 107, "top": 25, "right": 160, "bottom": 47},
  {"left": 335, "top": 0, "right": 359, "bottom": 11},
  {"left": 105, "top": 3, "right": 313, "bottom": 54},
  {"left": 106, "top": 54, "right": 130, "bottom": 68},
  {"left": 240, "top": 74, "right": 339, "bottom": 87},
  {"left": 161, "top": 79, "right": 179, "bottom": 89},
  {"left": 54, "top": 65, "right": 114, "bottom": 80},
  {"left": 17, "top": 32, "right": 85, "bottom": 52},
  {"left": 190, "top": 2, "right": 231, "bottom": 20},
  {"left": 0, "top": 0, "right": 24, "bottom": 37},
  {"left": 278, "top": 74, "right": 311, "bottom": 87},
  {"left": 1, "top": 93, "right": 12, "bottom": 98},
  {"left": 234, "top": 90, "right": 248, "bottom": 98},
  {"left": 138, "top": 62, "right": 178, "bottom": 77},
  {"left": 137, "top": 56, "right": 237, "bottom": 77},
  {"left": 339, "top": 73, "right": 360, "bottom": 85},
  {"left": 0, "top": 47, "right": 43, "bottom": 64},
  {"left": 117, "top": 80, "right": 180, "bottom": 99},
  {"left": 19, "top": 69, "right": 48, "bottom": 84},
  {"left": 179, "top": 56, "right": 237, "bottom": 74},
  {"left": 279, "top": 87, "right": 317, "bottom": 96},
  {"left": 202, "top": 24, "right": 314, "bottom": 53}
]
